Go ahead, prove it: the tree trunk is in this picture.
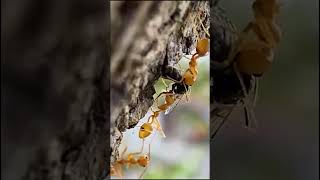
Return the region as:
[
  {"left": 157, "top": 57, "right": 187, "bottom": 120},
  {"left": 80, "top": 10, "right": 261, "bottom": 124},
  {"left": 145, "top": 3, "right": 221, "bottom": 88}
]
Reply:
[
  {"left": 109, "top": 0, "right": 211, "bottom": 165},
  {"left": 2, "top": 0, "right": 238, "bottom": 180}
]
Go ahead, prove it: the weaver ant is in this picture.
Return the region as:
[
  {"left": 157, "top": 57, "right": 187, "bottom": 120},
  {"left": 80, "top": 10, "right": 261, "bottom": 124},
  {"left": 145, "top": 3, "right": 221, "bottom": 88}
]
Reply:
[
  {"left": 211, "top": 0, "right": 282, "bottom": 141},
  {"left": 161, "top": 38, "right": 209, "bottom": 104},
  {"left": 137, "top": 81, "right": 189, "bottom": 140},
  {"left": 110, "top": 143, "right": 151, "bottom": 179}
]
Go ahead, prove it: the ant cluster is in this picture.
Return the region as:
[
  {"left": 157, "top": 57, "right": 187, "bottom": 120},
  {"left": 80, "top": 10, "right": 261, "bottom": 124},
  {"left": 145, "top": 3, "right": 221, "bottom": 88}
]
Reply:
[
  {"left": 110, "top": 37, "right": 209, "bottom": 179},
  {"left": 211, "top": 0, "right": 282, "bottom": 140}
]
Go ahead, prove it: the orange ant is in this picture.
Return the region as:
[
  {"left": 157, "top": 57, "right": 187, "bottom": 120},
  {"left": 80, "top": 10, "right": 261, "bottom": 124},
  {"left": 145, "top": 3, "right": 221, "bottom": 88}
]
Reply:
[
  {"left": 231, "top": 0, "right": 281, "bottom": 76},
  {"left": 212, "top": 0, "right": 281, "bottom": 75},
  {"left": 110, "top": 143, "right": 151, "bottom": 179},
  {"left": 234, "top": 0, "right": 281, "bottom": 127},
  {"left": 137, "top": 85, "right": 182, "bottom": 140},
  {"left": 211, "top": 0, "right": 282, "bottom": 141},
  {"left": 181, "top": 38, "right": 209, "bottom": 86},
  {"left": 138, "top": 110, "right": 165, "bottom": 139},
  {"left": 162, "top": 38, "right": 209, "bottom": 104}
]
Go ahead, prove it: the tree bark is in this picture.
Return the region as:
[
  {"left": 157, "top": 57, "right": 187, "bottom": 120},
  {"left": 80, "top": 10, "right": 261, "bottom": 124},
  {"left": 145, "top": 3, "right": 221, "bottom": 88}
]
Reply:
[
  {"left": 109, "top": 1, "right": 211, "bottom": 165},
  {"left": 2, "top": 0, "right": 238, "bottom": 180}
]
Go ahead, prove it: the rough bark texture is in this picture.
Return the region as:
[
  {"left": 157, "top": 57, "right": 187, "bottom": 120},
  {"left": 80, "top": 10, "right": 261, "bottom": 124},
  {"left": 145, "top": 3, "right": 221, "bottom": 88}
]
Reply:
[
  {"left": 110, "top": 1, "right": 210, "bottom": 165},
  {"left": 2, "top": 0, "right": 238, "bottom": 180}
]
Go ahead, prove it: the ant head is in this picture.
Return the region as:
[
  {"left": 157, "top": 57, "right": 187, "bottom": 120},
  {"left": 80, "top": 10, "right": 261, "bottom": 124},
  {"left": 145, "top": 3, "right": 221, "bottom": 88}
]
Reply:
[
  {"left": 139, "top": 123, "right": 153, "bottom": 138},
  {"left": 138, "top": 155, "right": 149, "bottom": 167},
  {"left": 196, "top": 38, "right": 209, "bottom": 56}
]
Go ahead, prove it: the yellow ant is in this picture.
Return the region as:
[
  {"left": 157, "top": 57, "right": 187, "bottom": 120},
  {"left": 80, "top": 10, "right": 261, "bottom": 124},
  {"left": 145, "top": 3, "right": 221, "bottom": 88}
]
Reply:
[
  {"left": 211, "top": 0, "right": 282, "bottom": 140},
  {"left": 135, "top": 14, "right": 211, "bottom": 143},
  {"left": 181, "top": 38, "right": 209, "bottom": 86},
  {"left": 137, "top": 88, "right": 178, "bottom": 141},
  {"left": 234, "top": 0, "right": 281, "bottom": 127},
  {"left": 110, "top": 143, "right": 151, "bottom": 179},
  {"left": 229, "top": 0, "right": 282, "bottom": 76}
]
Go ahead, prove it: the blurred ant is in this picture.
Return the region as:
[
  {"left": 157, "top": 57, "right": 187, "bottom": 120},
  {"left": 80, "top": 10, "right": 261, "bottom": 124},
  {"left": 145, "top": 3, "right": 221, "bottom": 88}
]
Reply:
[
  {"left": 110, "top": 143, "right": 151, "bottom": 179},
  {"left": 211, "top": 0, "right": 282, "bottom": 141}
]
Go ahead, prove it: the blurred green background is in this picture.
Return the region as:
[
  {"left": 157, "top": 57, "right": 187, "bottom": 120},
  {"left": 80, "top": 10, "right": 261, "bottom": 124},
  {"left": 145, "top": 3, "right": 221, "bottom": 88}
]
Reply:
[
  {"left": 115, "top": 55, "right": 210, "bottom": 179},
  {"left": 212, "top": 0, "right": 319, "bottom": 180}
]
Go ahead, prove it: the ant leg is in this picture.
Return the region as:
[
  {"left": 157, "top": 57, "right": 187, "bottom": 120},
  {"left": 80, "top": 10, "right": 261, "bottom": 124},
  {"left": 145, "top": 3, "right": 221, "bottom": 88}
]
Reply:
[
  {"left": 184, "top": 86, "right": 191, "bottom": 102},
  {"left": 253, "top": 77, "right": 259, "bottom": 107},
  {"left": 139, "top": 166, "right": 148, "bottom": 179},
  {"left": 163, "top": 76, "right": 181, "bottom": 84},
  {"left": 129, "top": 139, "right": 145, "bottom": 156},
  {"left": 197, "top": 14, "right": 210, "bottom": 38},
  {"left": 155, "top": 92, "right": 174, "bottom": 101},
  {"left": 189, "top": 87, "right": 192, "bottom": 102},
  {"left": 243, "top": 105, "right": 249, "bottom": 127},
  {"left": 233, "top": 63, "right": 258, "bottom": 130},
  {"left": 210, "top": 107, "right": 235, "bottom": 141},
  {"left": 139, "top": 143, "right": 151, "bottom": 179},
  {"left": 154, "top": 117, "right": 166, "bottom": 138}
]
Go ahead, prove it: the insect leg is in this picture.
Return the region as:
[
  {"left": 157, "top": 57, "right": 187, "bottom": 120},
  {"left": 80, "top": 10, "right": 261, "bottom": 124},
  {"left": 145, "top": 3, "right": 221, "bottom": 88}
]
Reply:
[
  {"left": 244, "top": 106, "right": 249, "bottom": 127},
  {"left": 210, "top": 107, "right": 234, "bottom": 141},
  {"left": 197, "top": 14, "right": 210, "bottom": 38},
  {"left": 233, "top": 63, "right": 258, "bottom": 129},
  {"left": 184, "top": 85, "right": 190, "bottom": 102},
  {"left": 138, "top": 143, "right": 151, "bottom": 179},
  {"left": 154, "top": 117, "right": 166, "bottom": 138},
  {"left": 139, "top": 165, "right": 148, "bottom": 179},
  {"left": 128, "top": 139, "right": 145, "bottom": 156},
  {"left": 253, "top": 77, "right": 259, "bottom": 107}
]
